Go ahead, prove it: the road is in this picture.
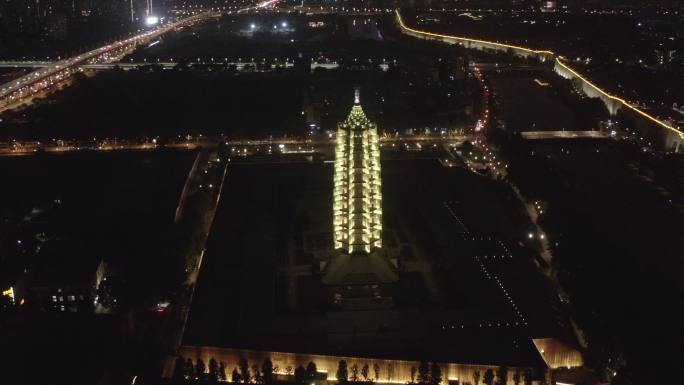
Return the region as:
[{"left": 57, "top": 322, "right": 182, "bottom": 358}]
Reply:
[
  {"left": 0, "top": 10, "right": 220, "bottom": 112},
  {"left": 161, "top": 149, "right": 229, "bottom": 352},
  {"left": 0, "top": 134, "right": 471, "bottom": 157},
  {"left": 0, "top": 60, "right": 387, "bottom": 73},
  {"left": 520, "top": 130, "right": 610, "bottom": 140}
]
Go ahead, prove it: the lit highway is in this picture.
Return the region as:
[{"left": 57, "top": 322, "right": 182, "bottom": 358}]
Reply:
[
  {"left": 0, "top": 61, "right": 356, "bottom": 72},
  {"left": 0, "top": 0, "right": 309, "bottom": 113},
  {"left": 0, "top": 11, "right": 216, "bottom": 112}
]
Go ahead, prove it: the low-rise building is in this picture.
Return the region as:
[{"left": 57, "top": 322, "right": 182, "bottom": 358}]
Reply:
[{"left": 28, "top": 240, "right": 105, "bottom": 312}]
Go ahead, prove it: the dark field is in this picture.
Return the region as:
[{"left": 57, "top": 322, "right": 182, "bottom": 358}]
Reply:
[
  {"left": 0, "top": 70, "right": 307, "bottom": 141},
  {"left": 487, "top": 68, "right": 608, "bottom": 133},
  {"left": 489, "top": 73, "right": 575, "bottom": 132},
  {"left": 0, "top": 150, "right": 198, "bottom": 384},
  {"left": 0, "top": 150, "right": 196, "bottom": 293}
]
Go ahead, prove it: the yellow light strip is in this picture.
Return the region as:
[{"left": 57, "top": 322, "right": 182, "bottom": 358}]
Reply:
[
  {"left": 394, "top": 9, "right": 683, "bottom": 139},
  {"left": 395, "top": 9, "right": 553, "bottom": 55},
  {"left": 534, "top": 78, "right": 550, "bottom": 87},
  {"left": 554, "top": 58, "right": 683, "bottom": 138},
  {"left": 2, "top": 287, "right": 15, "bottom": 305}
]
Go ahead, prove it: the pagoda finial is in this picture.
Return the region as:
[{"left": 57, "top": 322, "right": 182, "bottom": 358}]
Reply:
[{"left": 354, "top": 87, "right": 360, "bottom": 104}]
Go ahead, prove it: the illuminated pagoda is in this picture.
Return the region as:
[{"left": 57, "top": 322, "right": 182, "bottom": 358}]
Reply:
[
  {"left": 333, "top": 88, "right": 382, "bottom": 253},
  {"left": 324, "top": 89, "right": 397, "bottom": 288}
]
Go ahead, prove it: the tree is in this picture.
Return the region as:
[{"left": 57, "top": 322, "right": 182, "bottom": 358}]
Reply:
[
  {"left": 418, "top": 361, "right": 430, "bottom": 384},
  {"left": 410, "top": 366, "right": 417, "bottom": 383},
  {"left": 483, "top": 369, "right": 495, "bottom": 385},
  {"left": 306, "top": 362, "right": 318, "bottom": 382},
  {"left": 523, "top": 368, "right": 532, "bottom": 385},
  {"left": 361, "top": 364, "right": 370, "bottom": 381},
  {"left": 496, "top": 367, "right": 508, "bottom": 385},
  {"left": 196, "top": 359, "right": 207, "bottom": 381},
  {"left": 172, "top": 356, "right": 185, "bottom": 380},
  {"left": 239, "top": 358, "right": 251, "bottom": 383},
  {"left": 185, "top": 358, "right": 195, "bottom": 380},
  {"left": 351, "top": 364, "right": 359, "bottom": 382},
  {"left": 460, "top": 141, "right": 475, "bottom": 156},
  {"left": 262, "top": 358, "right": 274, "bottom": 384},
  {"left": 373, "top": 363, "right": 380, "bottom": 381},
  {"left": 295, "top": 366, "right": 307, "bottom": 384},
  {"left": 430, "top": 363, "right": 442, "bottom": 385},
  {"left": 337, "top": 360, "right": 349, "bottom": 383},
  {"left": 219, "top": 362, "right": 227, "bottom": 382},
  {"left": 513, "top": 369, "right": 521, "bottom": 385},
  {"left": 232, "top": 368, "right": 242, "bottom": 383},
  {"left": 472, "top": 370, "right": 481, "bottom": 385},
  {"left": 209, "top": 358, "right": 219, "bottom": 382},
  {"left": 253, "top": 364, "right": 263, "bottom": 383}
]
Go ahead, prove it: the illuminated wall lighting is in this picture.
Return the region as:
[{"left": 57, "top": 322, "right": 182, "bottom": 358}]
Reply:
[{"left": 2, "top": 287, "right": 15, "bottom": 305}]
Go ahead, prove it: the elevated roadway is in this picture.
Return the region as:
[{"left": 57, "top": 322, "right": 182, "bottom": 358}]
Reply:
[
  {"left": 0, "top": 61, "right": 387, "bottom": 72},
  {"left": 0, "top": 0, "right": 291, "bottom": 112},
  {"left": 0, "top": 11, "right": 218, "bottom": 112},
  {"left": 0, "top": 61, "right": 52, "bottom": 69}
]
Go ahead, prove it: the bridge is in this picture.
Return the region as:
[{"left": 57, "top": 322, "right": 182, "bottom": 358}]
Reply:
[
  {"left": 0, "top": 0, "right": 293, "bottom": 111},
  {"left": 394, "top": 9, "right": 684, "bottom": 152},
  {"left": 0, "top": 11, "right": 220, "bottom": 112}
]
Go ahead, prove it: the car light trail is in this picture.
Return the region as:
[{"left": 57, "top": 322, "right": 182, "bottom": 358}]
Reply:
[{"left": 257, "top": 0, "right": 280, "bottom": 8}]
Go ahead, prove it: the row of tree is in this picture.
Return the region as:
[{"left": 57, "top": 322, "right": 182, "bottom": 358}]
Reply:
[
  {"left": 334, "top": 360, "right": 395, "bottom": 383},
  {"left": 172, "top": 356, "right": 538, "bottom": 385},
  {"left": 172, "top": 356, "right": 228, "bottom": 382},
  {"left": 173, "top": 356, "right": 302, "bottom": 384},
  {"left": 471, "top": 366, "right": 535, "bottom": 385}
]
